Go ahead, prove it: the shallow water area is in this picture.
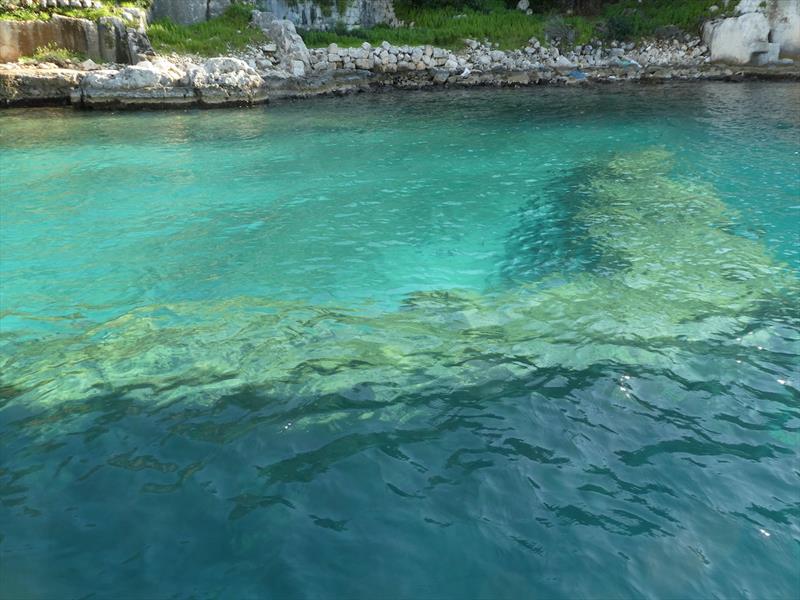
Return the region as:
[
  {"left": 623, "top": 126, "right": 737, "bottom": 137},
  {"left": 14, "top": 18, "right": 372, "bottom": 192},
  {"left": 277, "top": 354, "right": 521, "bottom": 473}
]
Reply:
[{"left": 1, "top": 83, "right": 799, "bottom": 599}]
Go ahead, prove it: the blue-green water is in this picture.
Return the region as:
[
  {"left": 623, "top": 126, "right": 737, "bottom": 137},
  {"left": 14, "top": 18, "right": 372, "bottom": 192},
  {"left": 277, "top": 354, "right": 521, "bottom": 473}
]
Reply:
[{"left": 1, "top": 83, "right": 799, "bottom": 599}]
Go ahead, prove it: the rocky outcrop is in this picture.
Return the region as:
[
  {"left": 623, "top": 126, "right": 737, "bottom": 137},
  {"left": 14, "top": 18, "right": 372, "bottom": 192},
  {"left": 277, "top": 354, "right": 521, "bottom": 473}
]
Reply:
[
  {"left": 71, "top": 57, "right": 266, "bottom": 107},
  {"left": 255, "top": 16, "right": 310, "bottom": 76},
  {"left": 0, "top": 10, "right": 150, "bottom": 64},
  {"left": 0, "top": 63, "right": 82, "bottom": 105},
  {"left": 768, "top": 0, "right": 800, "bottom": 56},
  {"left": 704, "top": 11, "right": 774, "bottom": 64},
  {"left": 704, "top": 0, "right": 799, "bottom": 64}
]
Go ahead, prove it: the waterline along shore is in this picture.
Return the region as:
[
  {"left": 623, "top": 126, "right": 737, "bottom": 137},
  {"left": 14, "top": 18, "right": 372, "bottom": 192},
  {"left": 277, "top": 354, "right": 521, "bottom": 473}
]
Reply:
[
  {"left": 1, "top": 3, "right": 799, "bottom": 109},
  {"left": 2, "top": 40, "right": 799, "bottom": 109}
]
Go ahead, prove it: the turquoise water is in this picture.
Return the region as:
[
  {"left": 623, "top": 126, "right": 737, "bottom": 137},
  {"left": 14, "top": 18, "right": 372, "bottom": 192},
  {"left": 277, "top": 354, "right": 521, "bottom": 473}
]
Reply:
[{"left": 1, "top": 83, "right": 799, "bottom": 599}]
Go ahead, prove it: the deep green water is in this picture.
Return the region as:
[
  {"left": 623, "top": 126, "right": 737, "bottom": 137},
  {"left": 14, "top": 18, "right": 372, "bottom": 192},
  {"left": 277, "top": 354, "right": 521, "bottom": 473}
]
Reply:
[{"left": 1, "top": 83, "right": 799, "bottom": 599}]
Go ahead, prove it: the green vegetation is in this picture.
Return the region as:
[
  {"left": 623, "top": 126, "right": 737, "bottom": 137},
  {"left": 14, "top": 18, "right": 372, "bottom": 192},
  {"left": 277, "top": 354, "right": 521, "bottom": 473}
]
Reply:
[
  {"left": 600, "top": 0, "right": 732, "bottom": 38},
  {"left": 302, "top": 9, "right": 593, "bottom": 50},
  {"left": 0, "top": 1, "right": 150, "bottom": 22},
  {"left": 147, "top": 3, "right": 267, "bottom": 57},
  {"left": 0, "top": 7, "right": 116, "bottom": 21},
  {"left": 18, "top": 42, "right": 85, "bottom": 64},
  {"left": 302, "top": 0, "right": 728, "bottom": 50}
]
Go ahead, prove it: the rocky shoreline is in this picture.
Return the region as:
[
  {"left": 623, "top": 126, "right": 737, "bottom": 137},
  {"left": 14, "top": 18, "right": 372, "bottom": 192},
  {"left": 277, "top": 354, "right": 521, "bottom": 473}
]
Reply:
[
  {"left": 2, "top": 18, "right": 799, "bottom": 109},
  {"left": 2, "top": 57, "right": 798, "bottom": 110}
]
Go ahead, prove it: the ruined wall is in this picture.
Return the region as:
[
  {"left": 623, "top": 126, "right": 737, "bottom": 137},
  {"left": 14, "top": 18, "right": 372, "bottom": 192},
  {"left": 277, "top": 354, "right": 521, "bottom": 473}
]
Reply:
[
  {"left": 256, "top": 0, "right": 397, "bottom": 30},
  {"left": 0, "top": 13, "right": 147, "bottom": 63},
  {"left": 149, "top": 0, "right": 396, "bottom": 28}
]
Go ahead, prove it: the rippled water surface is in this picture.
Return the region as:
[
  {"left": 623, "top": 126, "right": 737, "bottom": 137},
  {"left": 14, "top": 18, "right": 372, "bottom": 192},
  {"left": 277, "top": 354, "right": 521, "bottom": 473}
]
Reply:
[{"left": 1, "top": 83, "right": 799, "bottom": 599}]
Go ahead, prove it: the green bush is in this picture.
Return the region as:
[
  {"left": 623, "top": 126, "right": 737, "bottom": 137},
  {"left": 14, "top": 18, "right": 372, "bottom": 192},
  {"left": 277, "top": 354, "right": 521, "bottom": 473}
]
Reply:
[{"left": 19, "top": 42, "right": 85, "bottom": 64}]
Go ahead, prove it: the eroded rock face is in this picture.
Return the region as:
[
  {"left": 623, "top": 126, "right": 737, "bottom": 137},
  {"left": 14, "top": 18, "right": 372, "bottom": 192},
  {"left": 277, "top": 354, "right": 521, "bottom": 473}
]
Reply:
[
  {"left": 0, "top": 64, "right": 82, "bottom": 106},
  {"left": 0, "top": 12, "right": 148, "bottom": 64},
  {"left": 255, "top": 0, "right": 397, "bottom": 30}
]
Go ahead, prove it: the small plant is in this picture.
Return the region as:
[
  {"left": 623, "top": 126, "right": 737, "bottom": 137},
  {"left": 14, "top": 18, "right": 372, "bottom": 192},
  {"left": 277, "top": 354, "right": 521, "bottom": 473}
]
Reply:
[
  {"left": 19, "top": 42, "right": 85, "bottom": 64},
  {"left": 604, "top": 14, "right": 636, "bottom": 40},
  {"left": 544, "top": 15, "right": 575, "bottom": 47}
]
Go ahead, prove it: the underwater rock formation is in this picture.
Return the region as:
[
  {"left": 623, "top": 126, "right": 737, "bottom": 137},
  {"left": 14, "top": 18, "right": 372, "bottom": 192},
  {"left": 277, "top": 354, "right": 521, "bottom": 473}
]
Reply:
[{"left": 2, "top": 148, "right": 796, "bottom": 416}]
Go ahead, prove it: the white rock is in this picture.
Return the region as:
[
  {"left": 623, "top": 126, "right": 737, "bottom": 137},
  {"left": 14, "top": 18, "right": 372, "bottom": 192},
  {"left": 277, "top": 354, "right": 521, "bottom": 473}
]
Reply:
[
  {"left": 736, "top": 0, "right": 764, "bottom": 14},
  {"left": 555, "top": 56, "right": 575, "bottom": 69},
  {"left": 203, "top": 57, "right": 254, "bottom": 75},
  {"left": 290, "top": 60, "right": 305, "bottom": 77},
  {"left": 703, "top": 11, "right": 771, "bottom": 64},
  {"left": 769, "top": 0, "right": 800, "bottom": 56}
]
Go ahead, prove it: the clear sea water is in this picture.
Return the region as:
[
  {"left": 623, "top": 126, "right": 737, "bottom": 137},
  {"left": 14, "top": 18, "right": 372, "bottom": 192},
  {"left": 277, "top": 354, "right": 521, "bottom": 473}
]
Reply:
[{"left": 1, "top": 83, "right": 799, "bottom": 599}]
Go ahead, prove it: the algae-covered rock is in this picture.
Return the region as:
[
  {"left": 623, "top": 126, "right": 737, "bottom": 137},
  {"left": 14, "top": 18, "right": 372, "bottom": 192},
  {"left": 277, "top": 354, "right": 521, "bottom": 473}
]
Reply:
[{"left": 2, "top": 149, "right": 796, "bottom": 412}]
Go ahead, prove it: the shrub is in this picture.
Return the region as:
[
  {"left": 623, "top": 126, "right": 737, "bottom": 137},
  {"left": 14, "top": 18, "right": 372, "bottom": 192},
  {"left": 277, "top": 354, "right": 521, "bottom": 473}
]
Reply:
[
  {"left": 19, "top": 42, "right": 85, "bottom": 64},
  {"left": 544, "top": 15, "right": 575, "bottom": 46}
]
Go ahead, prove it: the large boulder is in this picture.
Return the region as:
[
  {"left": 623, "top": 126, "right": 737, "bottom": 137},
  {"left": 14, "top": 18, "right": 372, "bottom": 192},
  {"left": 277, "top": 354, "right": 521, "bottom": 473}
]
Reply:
[
  {"left": 704, "top": 0, "right": 800, "bottom": 64},
  {"left": 703, "top": 11, "right": 771, "bottom": 64},
  {"left": 254, "top": 16, "right": 310, "bottom": 75},
  {"left": 768, "top": 0, "right": 800, "bottom": 57}
]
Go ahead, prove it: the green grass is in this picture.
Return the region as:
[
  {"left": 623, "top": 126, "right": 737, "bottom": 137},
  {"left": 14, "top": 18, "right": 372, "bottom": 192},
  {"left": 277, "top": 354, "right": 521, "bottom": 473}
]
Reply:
[
  {"left": 601, "top": 0, "right": 733, "bottom": 37},
  {"left": 19, "top": 42, "right": 86, "bottom": 64},
  {"left": 301, "top": 0, "right": 728, "bottom": 50},
  {"left": 147, "top": 4, "right": 267, "bottom": 57},
  {"left": 0, "top": 1, "right": 151, "bottom": 21},
  {"left": 0, "top": 7, "right": 118, "bottom": 21},
  {"left": 302, "top": 9, "right": 599, "bottom": 50}
]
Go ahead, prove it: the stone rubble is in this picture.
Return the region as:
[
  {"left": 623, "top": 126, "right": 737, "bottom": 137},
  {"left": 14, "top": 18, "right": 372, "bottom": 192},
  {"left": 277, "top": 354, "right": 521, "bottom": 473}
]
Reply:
[{"left": 323, "top": 36, "right": 703, "bottom": 73}]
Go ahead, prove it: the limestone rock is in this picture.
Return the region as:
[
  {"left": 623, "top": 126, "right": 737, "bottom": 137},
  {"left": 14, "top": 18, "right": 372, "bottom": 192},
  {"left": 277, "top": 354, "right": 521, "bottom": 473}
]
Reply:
[
  {"left": 703, "top": 11, "right": 771, "bottom": 64},
  {"left": 0, "top": 65, "right": 82, "bottom": 106},
  {"left": 259, "top": 17, "right": 311, "bottom": 69},
  {"left": 75, "top": 58, "right": 266, "bottom": 108},
  {"left": 769, "top": 0, "right": 800, "bottom": 57}
]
